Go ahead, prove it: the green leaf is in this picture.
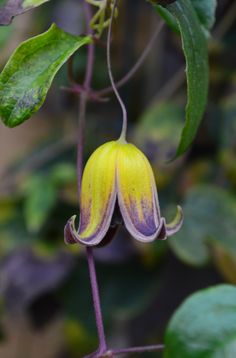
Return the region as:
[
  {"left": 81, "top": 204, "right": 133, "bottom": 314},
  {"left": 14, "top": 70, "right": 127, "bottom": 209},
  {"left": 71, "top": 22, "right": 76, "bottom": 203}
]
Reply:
[
  {"left": 165, "top": 285, "right": 236, "bottom": 358},
  {"left": 155, "top": 0, "right": 217, "bottom": 35},
  {"left": 154, "top": 5, "right": 179, "bottom": 33},
  {"left": 168, "top": 0, "right": 209, "bottom": 156},
  {"left": 0, "top": 24, "right": 91, "bottom": 127},
  {"left": 153, "top": 0, "right": 209, "bottom": 157},
  {"left": 169, "top": 185, "right": 236, "bottom": 266},
  {"left": 0, "top": 0, "right": 50, "bottom": 25}
]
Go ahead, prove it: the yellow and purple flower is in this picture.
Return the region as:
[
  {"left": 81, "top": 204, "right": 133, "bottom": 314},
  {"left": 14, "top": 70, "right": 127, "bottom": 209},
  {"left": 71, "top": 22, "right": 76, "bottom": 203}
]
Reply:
[{"left": 64, "top": 140, "right": 183, "bottom": 246}]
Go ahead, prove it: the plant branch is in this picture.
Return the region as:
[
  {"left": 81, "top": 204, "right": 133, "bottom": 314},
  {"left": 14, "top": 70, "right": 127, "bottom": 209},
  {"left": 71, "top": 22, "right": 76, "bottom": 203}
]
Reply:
[
  {"left": 63, "top": 20, "right": 164, "bottom": 102},
  {"left": 77, "top": 0, "right": 95, "bottom": 195},
  {"left": 111, "top": 344, "right": 164, "bottom": 355},
  {"left": 97, "top": 20, "right": 164, "bottom": 97}
]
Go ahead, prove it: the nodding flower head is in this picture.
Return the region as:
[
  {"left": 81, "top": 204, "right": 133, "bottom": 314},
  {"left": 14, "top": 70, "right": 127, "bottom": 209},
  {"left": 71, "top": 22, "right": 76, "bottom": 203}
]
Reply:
[{"left": 64, "top": 140, "right": 183, "bottom": 246}]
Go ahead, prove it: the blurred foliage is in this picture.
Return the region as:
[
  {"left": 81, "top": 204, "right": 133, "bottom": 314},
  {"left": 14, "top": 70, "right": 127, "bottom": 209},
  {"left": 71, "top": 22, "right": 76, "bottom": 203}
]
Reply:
[
  {"left": 169, "top": 185, "right": 236, "bottom": 268},
  {"left": 0, "top": 0, "right": 236, "bottom": 357}
]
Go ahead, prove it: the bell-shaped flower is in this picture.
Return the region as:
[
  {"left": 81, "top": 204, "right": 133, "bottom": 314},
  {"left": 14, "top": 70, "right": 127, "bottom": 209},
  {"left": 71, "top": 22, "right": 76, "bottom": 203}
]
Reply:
[{"left": 64, "top": 140, "right": 183, "bottom": 246}]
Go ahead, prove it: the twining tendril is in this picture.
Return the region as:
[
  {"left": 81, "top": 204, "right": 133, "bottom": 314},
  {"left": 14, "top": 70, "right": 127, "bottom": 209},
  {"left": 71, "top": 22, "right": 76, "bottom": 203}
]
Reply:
[{"left": 86, "top": 0, "right": 118, "bottom": 38}]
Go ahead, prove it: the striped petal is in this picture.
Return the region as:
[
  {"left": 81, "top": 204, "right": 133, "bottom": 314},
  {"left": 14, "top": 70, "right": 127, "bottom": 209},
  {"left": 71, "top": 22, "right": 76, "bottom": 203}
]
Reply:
[
  {"left": 116, "top": 142, "right": 164, "bottom": 242},
  {"left": 65, "top": 141, "right": 118, "bottom": 246}
]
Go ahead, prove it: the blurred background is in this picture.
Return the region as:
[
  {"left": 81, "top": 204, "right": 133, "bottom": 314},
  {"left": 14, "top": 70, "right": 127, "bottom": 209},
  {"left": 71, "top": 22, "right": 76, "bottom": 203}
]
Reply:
[{"left": 0, "top": 0, "right": 236, "bottom": 357}]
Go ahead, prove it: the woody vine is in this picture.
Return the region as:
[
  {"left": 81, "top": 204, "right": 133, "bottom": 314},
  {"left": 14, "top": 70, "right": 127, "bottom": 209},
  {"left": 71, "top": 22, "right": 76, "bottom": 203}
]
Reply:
[{"left": 0, "top": 0, "right": 228, "bottom": 358}]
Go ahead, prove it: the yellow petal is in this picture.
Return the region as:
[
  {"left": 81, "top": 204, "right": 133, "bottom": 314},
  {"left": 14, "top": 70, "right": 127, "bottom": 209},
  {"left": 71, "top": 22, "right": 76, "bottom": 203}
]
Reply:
[
  {"left": 116, "top": 142, "right": 163, "bottom": 242},
  {"left": 77, "top": 141, "right": 118, "bottom": 245}
]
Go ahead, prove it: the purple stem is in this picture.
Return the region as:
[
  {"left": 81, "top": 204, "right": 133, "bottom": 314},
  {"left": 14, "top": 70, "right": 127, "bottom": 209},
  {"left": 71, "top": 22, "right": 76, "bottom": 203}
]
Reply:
[
  {"left": 77, "top": 1, "right": 107, "bottom": 354},
  {"left": 77, "top": 0, "right": 95, "bottom": 194},
  {"left": 97, "top": 20, "right": 164, "bottom": 97},
  {"left": 77, "top": 2, "right": 165, "bottom": 357},
  {"left": 83, "top": 1, "right": 95, "bottom": 89},
  {"left": 86, "top": 247, "right": 107, "bottom": 354},
  {"left": 111, "top": 344, "right": 164, "bottom": 355},
  {"left": 77, "top": 92, "right": 86, "bottom": 194}
]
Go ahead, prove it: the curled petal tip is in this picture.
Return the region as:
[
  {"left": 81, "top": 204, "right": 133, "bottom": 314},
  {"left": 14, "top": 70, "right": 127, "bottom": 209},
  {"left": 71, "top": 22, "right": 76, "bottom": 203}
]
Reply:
[
  {"left": 166, "top": 205, "right": 184, "bottom": 237},
  {"left": 64, "top": 215, "right": 106, "bottom": 247},
  {"left": 64, "top": 215, "right": 80, "bottom": 245}
]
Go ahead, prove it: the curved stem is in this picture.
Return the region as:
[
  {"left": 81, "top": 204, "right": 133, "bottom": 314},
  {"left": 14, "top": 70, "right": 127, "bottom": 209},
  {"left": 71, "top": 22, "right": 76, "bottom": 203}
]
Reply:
[
  {"left": 99, "top": 20, "right": 164, "bottom": 97},
  {"left": 107, "top": 0, "right": 127, "bottom": 141}
]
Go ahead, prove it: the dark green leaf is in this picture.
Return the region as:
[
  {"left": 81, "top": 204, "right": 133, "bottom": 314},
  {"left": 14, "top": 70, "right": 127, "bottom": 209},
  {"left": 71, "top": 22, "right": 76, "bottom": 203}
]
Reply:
[
  {"left": 0, "top": 24, "right": 91, "bottom": 127},
  {"left": 154, "top": 0, "right": 217, "bottom": 35},
  {"left": 155, "top": 5, "right": 179, "bottom": 33},
  {"left": 169, "top": 185, "right": 236, "bottom": 266},
  {"left": 0, "top": 0, "right": 50, "bottom": 25},
  {"left": 167, "top": 0, "right": 209, "bottom": 156},
  {"left": 165, "top": 285, "right": 236, "bottom": 358},
  {"left": 153, "top": 0, "right": 209, "bottom": 156}
]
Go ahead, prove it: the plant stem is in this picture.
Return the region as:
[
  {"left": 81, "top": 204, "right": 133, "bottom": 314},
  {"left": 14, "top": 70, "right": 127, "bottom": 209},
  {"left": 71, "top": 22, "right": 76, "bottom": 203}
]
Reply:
[
  {"left": 77, "top": 92, "right": 87, "bottom": 194},
  {"left": 77, "top": 0, "right": 95, "bottom": 195},
  {"left": 99, "top": 20, "right": 164, "bottom": 97},
  {"left": 84, "top": 2, "right": 95, "bottom": 89},
  {"left": 86, "top": 247, "right": 107, "bottom": 354},
  {"left": 78, "top": 2, "right": 165, "bottom": 357},
  {"left": 77, "top": 1, "right": 107, "bottom": 354},
  {"left": 111, "top": 344, "right": 164, "bottom": 355},
  {"left": 106, "top": 0, "right": 127, "bottom": 142}
]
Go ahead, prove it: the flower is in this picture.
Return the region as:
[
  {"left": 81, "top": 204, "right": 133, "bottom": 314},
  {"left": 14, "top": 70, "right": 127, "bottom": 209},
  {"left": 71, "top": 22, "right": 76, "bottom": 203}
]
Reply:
[{"left": 64, "top": 140, "right": 183, "bottom": 246}]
